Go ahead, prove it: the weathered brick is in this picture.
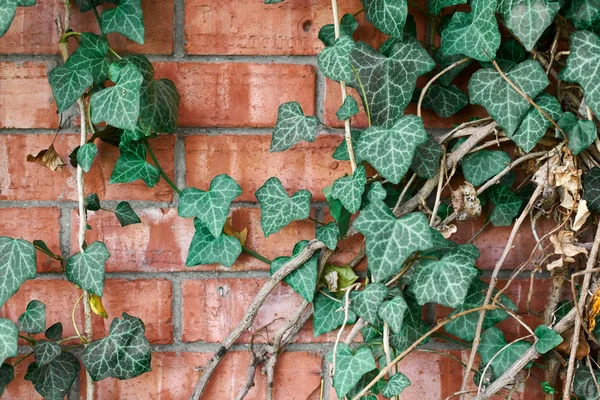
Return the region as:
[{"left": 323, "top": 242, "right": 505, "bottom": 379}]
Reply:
[
  {"left": 185, "top": 134, "right": 351, "bottom": 201},
  {"left": 0, "top": 0, "right": 174, "bottom": 55},
  {"left": 184, "top": 0, "right": 386, "bottom": 56},
  {"left": 0, "top": 134, "right": 174, "bottom": 202},
  {"left": 181, "top": 278, "right": 335, "bottom": 343},
  {"left": 0, "top": 208, "right": 62, "bottom": 272},
  {"left": 0, "top": 279, "right": 172, "bottom": 344},
  {"left": 153, "top": 62, "right": 316, "bottom": 127},
  {"left": 0, "top": 63, "right": 57, "bottom": 129},
  {"left": 89, "top": 351, "right": 322, "bottom": 399},
  {"left": 75, "top": 207, "right": 314, "bottom": 272}
]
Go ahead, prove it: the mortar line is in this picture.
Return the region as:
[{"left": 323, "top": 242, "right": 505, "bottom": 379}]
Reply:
[
  {"left": 174, "top": 133, "right": 187, "bottom": 192},
  {"left": 59, "top": 206, "right": 73, "bottom": 259},
  {"left": 173, "top": 0, "right": 185, "bottom": 58},
  {"left": 172, "top": 279, "right": 183, "bottom": 344}
]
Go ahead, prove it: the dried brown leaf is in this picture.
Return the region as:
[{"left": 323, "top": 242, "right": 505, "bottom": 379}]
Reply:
[
  {"left": 573, "top": 199, "right": 591, "bottom": 231},
  {"left": 550, "top": 231, "right": 588, "bottom": 257},
  {"left": 556, "top": 328, "right": 590, "bottom": 360},
  {"left": 451, "top": 183, "right": 481, "bottom": 221},
  {"left": 26, "top": 144, "right": 65, "bottom": 171},
  {"left": 223, "top": 217, "right": 248, "bottom": 246}
]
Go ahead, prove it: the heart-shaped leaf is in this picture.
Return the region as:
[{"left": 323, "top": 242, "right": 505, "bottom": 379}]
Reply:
[
  {"left": 509, "top": 93, "right": 562, "bottom": 153},
  {"left": 24, "top": 352, "right": 80, "bottom": 399},
  {"left": 378, "top": 295, "right": 408, "bottom": 334},
  {"left": 534, "top": 324, "right": 563, "bottom": 354},
  {"left": 100, "top": 0, "right": 145, "bottom": 44},
  {"left": 318, "top": 13, "right": 358, "bottom": 46},
  {"left": 316, "top": 222, "right": 340, "bottom": 250},
  {"left": 497, "top": 0, "right": 561, "bottom": 51},
  {"left": 558, "top": 112, "right": 597, "bottom": 155},
  {"left": 186, "top": 219, "right": 242, "bottom": 268},
  {"left": 419, "top": 85, "right": 468, "bottom": 118},
  {"left": 363, "top": 0, "right": 408, "bottom": 37},
  {"left": 270, "top": 241, "right": 319, "bottom": 302},
  {"left": 382, "top": 372, "right": 411, "bottom": 398},
  {"left": 331, "top": 165, "right": 367, "bottom": 214},
  {"left": 411, "top": 136, "right": 444, "bottom": 179},
  {"left": 462, "top": 150, "right": 511, "bottom": 186},
  {"left": 0, "top": 237, "right": 36, "bottom": 308},
  {"left": 48, "top": 66, "right": 93, "bottom": 113},
  {"left": 330, "top": 344, "right": 377, "bottom": 399},
  {"left": 487, "top": 184, "right": 523, "bottom": 226},
  {"left": 77, "top": 143, "right": 98, "bottom": 173},
  {"left": 336, "top": 96, "right": 360, "bottom": 120},
  {"left": 66, "top": 241, "right": 110, "bottom": 297},
  {"left": 34, "top": 341, "right": 61, "bottom": 367},
  {"left": 256, "top": 177, "right": 311, "bottom": 237},
  {"left": 17, "top": 300, "right": 46, "bottom": 334},
  {"left": 350, "top": 283, "right": 389, "bottom": 325},
  {"left": 479, "top": 327, "right": 531, "bottom": 377},
  {"left": 270, "top": 102, "right": 319, "bottom": 152},
  {"left": 313, "top": 291, "right": 357, "bottom": 337},
  {"left": 318, "top": 35, "right": 355, "bottom": 82},
  {"left": 110, "top": 141, "right": 159, "bottom": 188},
  {"left": 115, "top": 201, "right": 141, "bottom": 227},
  {"left": 64, "top": 33, "right": 110, "bottom": 85}
]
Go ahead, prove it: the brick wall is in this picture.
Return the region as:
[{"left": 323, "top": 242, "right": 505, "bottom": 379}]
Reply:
[{"left": 0, "top": 1, "right": 549, "bottom": 399}]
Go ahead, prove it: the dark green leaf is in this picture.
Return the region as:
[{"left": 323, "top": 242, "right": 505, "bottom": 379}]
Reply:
[
  {"left": 318, "top": 35, "right": 355, "bottom": 82},
  {"left": 186, "top": 219, "right": 242, "bottom": 267},
  {"left": 510, "top": 93, "right": 562, "bottom": 152},
  {"left": 313, "top": 291, "right": 356, "bottom": 336},
  {"left": 574, "top": 367, "right": 600, "bottom": 400},
  {"left": 565, "top": 0, "right": 600, "bottom": 34},
  {"left": 77, "top": 143, "right": 98, "bottom": 173},
  {"left": 378, "top": 295, "right": 408, "bottom": 334},
  {"left": 428, "top": 0, "right": 467, "bottom": 14},
  {"left": 75, "top": 0, "right": 117, "bottom": 12},
  {"left": 350, "top": 283, "right": 388, "bottom": 325},
  {"left": 331, "top": 165, "right": 367, "bottom": 214},
  {"left": 479, "top": 327, "right": 531, "bottom": 377},
  {"left": 330, "top": 344, "right": 377, "bottom": 399},
  {"left": 561, "top": 31, "right": 600, "bottom": 116},
  {"left": 462, "top": 150, "right": 511, "bottom": 186},
  {"left": 558, "top": 111, "right": 597, "bottom": 155},
  {"left": 115, "top": 201, "right": 141, "bottom": 227},
  {"left": 487, "top": 184, "right": 523, "bottom": 226},
  {"left": 66, "top": 241, "right": 110, "bottom": 297},
  {"left": 48, "top": 66, "right": 92, "bottom": 113},
  {"left": 34, "top": 341, "right": 61, "bottom": 366},
  {"left": 336, "top": 96, "right": 360, "bottom": 120},
  {"left": 270, "top": 102, "right": 319, "bottom": 152},
  {"left": 382, "top": 372, "right": 411, "bottom": 397},
  {"left": 0, "top": 364, "right": 14, "bottom": 397},
  {"left": 420, "top": 84, "right": 468, "bottom": 118},
  {"left": 497, "top": 0, "right": 561, "bottom": 51},
  {"left": 85, "top": 193, "right": 101, "bottom": 211},
  {"left": 45, "top": 323, "right": 63, "bottom": 341},
  {"left": 64, "top": 33, "right": 109, "bottom": 85},
  {"left": 584, "top": 166, "right": 600, "bottom": 211},
  {"left": 323, "top": 184, "right": 351, "bottom": 238},
  {"left": 363, "top": 0, "right": 408, "bottom": 37},
  {"left": 25, "top": 352, "right": 79, "bottom": 400},
  {"left": 318, "top": 13, "right": 358, "bottom": 46},
  {"left": 110, "top": 141, "right": 159, "bottom": 187},
  {"left": 33, "top": 240, "right": 59, "bottom": 260},
  {"left": 0, "top": 237, "right": 36, "bottom": 308},
  {"left": 17, "top": 300, "right": 46, "bottom": 334},
  {"left": 100, "top": 0, "right": 145, "bottom": 44},
  {"left": 411, "top": 136, "right": 444, "bottom": 179}
]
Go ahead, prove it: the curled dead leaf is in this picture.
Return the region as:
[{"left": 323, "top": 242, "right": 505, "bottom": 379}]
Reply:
[
  {"left": 89, "top": 293, "right": 108, "bottom": 319},
  {"left": 321, "top": 265, "right": 358, "bottom": 293},
  {"left": 439, "top": 224, "right": 457, "bottom": 239},
  {"left": 223, "top": 217, "right": 248, "bottom": 246},
  {"left": 573, "top": 200, "right": 591, "bottom": 231},
  {"left": 556, "top": 327, "right": 590, "bottom": 360},
  {"left": 588, "top": 289, "right": 600, "bottom": 332},
  {"left": 451, "top": 183, "right": 481, "bottom": 221},
  {"left": 26, "top": 144, "right": 65, "bottom": 171},
  {"left": 550, "top": 231, "right": 588, "bottom": 258}
]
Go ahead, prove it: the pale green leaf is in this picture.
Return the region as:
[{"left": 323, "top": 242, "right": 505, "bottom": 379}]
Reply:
[
  {"left": 336, "top": 96, "right": 360, "bottom": 120},
  {"left": 378, "top": 295, "right": 408, "bottom": 334},
  {"left": 469, "top": 60, "right": 549, "bottom": 135},
  {"left": 64, "top": 33, "right": 109, "bottom": 85},
  {"left": 318, "top": 35, "right": 355, "bottom": 82},
  {"left": 66, "top": 241, "right": 109, "bottom": 297},
  {"left": 330, "top": 344, "right": 377, "bottom": 399},
  {"left": 313, "top": 291, "right": 357, "bottom": 336},
  {"left": 270, "top": 241, "right": 319, "bottom": 302},
  {"left": 77, "top": 143, "right": 98, "bottom": 173},
  {"left": 100, "top": 0, "right": 145, "bottom": 44},
  {"left": 363, "top": 0, "right": 408, "bottom": 37},
  {"left": 270, "top": 102, "right": 319, "bottom": 152},
  {"left": 382, "top": 372, "right": 411, "bottom": 398},
  {"left": 462, "top": 150, "right": 511, "bottom": 186},
  {"left": 0, "top": 0, "right": 36, "bottom": 37},
  {"left": 186, "top": 219, "right": 242, "bottom": 268},
  {"left": 316, "top": 223, "right": 340, "bottom": 250},
  {"left": 534, "top": 324, "right": 563, "bottom": 354},
  {"left": 48, "top": 66, "right": 93, "bottom": 113},
  {"left": 0, "top": 319, "right": 18, "bottom": 366},
  {"left": 479, "top": 327, "right": 531, "bottom": 377},
  {"left": 82, "top": 313, "right": 151, "bottom": 381},
  {"left": 331, "top": 165, "right": 367, "bottom": 214},
  {"left": 0, "top": 237, "right": 36, "bottom": 308},
  {"left": 510, "top": 93, "right": 562, "bottom": 152},
  {"left": 256, "top": 177, "right": 311, "bottom": 237},
  {"left": 350, "top": 283, "right": 388, "bottom": 325},
  {"left": 17, "top": 300, "right": 46, "bottom": 334},
  {"left": 178, "top": 174, "right": 242, "bottom": 238}
]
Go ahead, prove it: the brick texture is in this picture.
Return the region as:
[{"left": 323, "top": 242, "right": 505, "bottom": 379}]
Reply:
[{"left": 0, "top": 0, "right": 552, "bottom": 399}]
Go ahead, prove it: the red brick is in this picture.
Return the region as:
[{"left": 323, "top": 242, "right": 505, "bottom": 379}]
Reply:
[
  {"left": 92, "top": 279, "right": 173, "bottom": 344},
  {"left": 0, "top": 208, "right": 61, "bottom": 272},
  {"left": 89, "top": 351, "right": 322, "bottom": 399},
  {"left": 182, "top": 278, "right": 335, "bottom": 343},
  {"left": 184, "top": 0, "right": 386, "bottom": 56},
  {"left": 0, "top": 134, "right": 174, "bottom": 202},
  {"left": 185, "top": 134, "right": 351, "bottom": 202},
  {"left": 75, "top": 207, "right": 314, "bottom": 272},
  {"left": 153, "top": 62, "right": 316, "bottom": 127},
  {"left": 0, "top": 63, "right": 57, "bottom": 129},
  {"left": 0, "top": 279, "right": 172, "bottom": 344},
  {"left": 3, "top": 358, "right": 42, "bottom": 399},
  {"left": 0, "top": 0, "right": 173, "bottom": 55}
]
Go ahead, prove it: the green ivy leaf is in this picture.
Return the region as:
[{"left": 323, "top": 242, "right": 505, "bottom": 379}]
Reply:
[
  {"left": 479, "top": 327, "right": 531, "bottom": 377},
  {"left": 428, "top": 0, "right": 467, "bottom": 14},
  {"left": 110, "top": 141, "right": 159, "bottom": 187},
  {"left": 100, "top": 0, "right": 144, "bottom": 44},
  {"left": 349, "top": 40, "right": 435, "bottom": 127},
  {"left": 270, "top": 241, "right": 319, "bottom": 302},
  {"left": 390, "top": 292, "right": 431, "bottom": 351},
  {"left": 318, "top": 13, "right": 358, "bottom": 46},
  {"left": 318, "top": 36, "right": 355, "bottom": 82},
  {"left": 378, "top": 295, "right": 408, "bottom": 334},
  {"left": 83, "top": 313, "right": 151, "bottom": 380},
  {"left": 488, "top": 184, "right": 523, "bottom": 226},
  {"left": 363, "top": 0, "right": 407, "bottom": 37},
  {"left": 408, "top": 245, "right": 479, "bottom": 307},
  {"left": 316, "top": 223, "right": 340, "bottom": 250},
  {"left": 270, "top": 102, "right": 319, "bottom": 152},
  {"left": 470, "top": 60, "right": 549, "bottom": 135},
  {"left": 336, "top": 96, "right": 360, "bottom": 121},
  {"left": 17, "top": 300, "right": 46, "bottom": 334},
  {"left": 330, "top": 344, "right": 377, "bottom": 399},
  {"left": 584, "top": 167, "right": 600, "bottom": 211},
  {"left": 462, "top": 150, "right": 511, "bottom": 186},
  {"left": 440, "top": 0, "right": 500, "bottom": 61},
  {"left": 313, "top": 291, "right": 357, "bottom": 336},
  {"left": 91, "top": 63, "right": 143, "bottom": 131},
  {"left": 115, "top": 201, "right": 141, "bottom": 227},
  {"left": 534, "top": 324, "right": 563, "bottom": 354},
  {"left": 411, "top": 136, "right": 444, "bottom": 179},
  {"left": 420, "top": 85, "right": 468, "bottom": 118},
  {"left": 331, "top": 165, "right": 367, "bottom": 214},
  {"left": 25, "top": 353, "right": 80, "bottom": 400},
  {"left": 85, "top": 193, "right": 101, "bottom": 211},
  {"left": 179, "top": 174, "right": 242, "bottom": 238},
  {"left": 64, "top": 33, "right": 110, "bottom": 85},
  {"left": 354, "top": 115, "right": 428, "bottom": 184},
  {"left": 186, "top": 219, "right": 241, "bottom": 267},
  {"left": 34, "top": 341, "right": 61, "bottom": 367},
  {"left": 561, "top": 31, "right": 600, "bottom": 116},
  {"left": 45, "top": 323, "right": 63, "bottom": 341},
  {"left": 0, "top": 364, "right": 14, "bottom": 397},
  {"left": 350, "top": 283, "right": 389, "bottom": 325},
  {"left": 574, "top": 367, "right": 600, "bottom": 400},
  {"left": 558, "top": 112, "right": 597, "bottom": 155},
  {"left": 480, "top": 39, "right": 528, "bottom": 71},
  {"left": 323, "top": 184, "right": 352, "bottom": 237},
  {"left": 509, "top": 93, "right": 562, "bottom": 153},
  {"left": 435, "top": 50, "right": 473, "bottom": 86},
  {"left": 256, "top": 177, "right": 311, "bottom": 237},
  {"left": 354, "top": 202, "right": 433, "bottom": 282},
  {"left": 75, "top": 0, "right": 118, "bottom": 12},
  {"left": 66, "top": 241, "right": 110, "bottom": 297},
  {"left": 0, "top": 320, "right": 18, "bottom": 366},
  {"left": 497, "top": 0, "right": 561, "bottom": 51},
  {"left": 0, "top": 0, "right": 36, "bottom": 37},
  {"left": 77, "top": 143, "right": 98, "bottom": 173},
  {"left": 48, "top": 66, "right": 93, "bottom": 113},
  {"left": 0, "top": 237, "right": 36, "bottom": 308},
  {"left": 565, "top": 0, "right": 600, "bottom": 34},
  {"left": 446, "top": 279, "right": 517, "bottom": 341},
  {"left": 382, "top": 372, "right": 411, "bottom": 398}
]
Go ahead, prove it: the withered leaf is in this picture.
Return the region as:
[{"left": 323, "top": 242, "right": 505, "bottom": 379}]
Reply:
[
  {"left": 451, "top": 183, "right": 481, "bottom": 221},
  {"left": 26, "top": 145, "right": 65, "bottom": 171},
  {"left": 556, "top": 327, "right": 590, "bottom": 360},
  {"left": 550, "top": 231, "right": 588, "bottom": 258}
]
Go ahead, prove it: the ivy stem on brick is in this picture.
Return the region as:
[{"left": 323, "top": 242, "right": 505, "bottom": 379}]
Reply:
[
  {"left": 58, "top": 2, "right": 94, "bottom": 398},
  {"left": 241, "top": 247, "right": 272, "bottom": 265},
  {"left": 330, "top": 0, "right": 357, "bottom": 172},
  {"left": 143, "top": 139, "right": 182, "bottom": 196}
]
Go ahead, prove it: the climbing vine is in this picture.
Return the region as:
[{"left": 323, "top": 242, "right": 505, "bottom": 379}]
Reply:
[{"left": 2, "top": 0, "right": 600, "bottom": 399}]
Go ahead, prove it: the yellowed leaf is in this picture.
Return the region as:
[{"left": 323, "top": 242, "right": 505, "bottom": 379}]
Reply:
[
  {"left": 550, "top": 231, "right": 588, "bottom": 258},
  {"left": 89, "top": 293, "right": 108, "bottom": 319},
  {"left": 573, "top": 200, "right": 591, "bottom": 231},
  {"left": 223, "top": 217, "right": 248, "bottom": 246},
  {"left": 588, "top": 290, "right": 600, "bottom": 332},
  {"left": 26, "top": 144, "right": 65, "bottom": 171}
]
